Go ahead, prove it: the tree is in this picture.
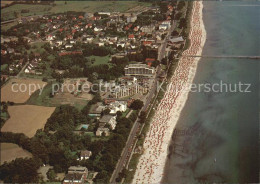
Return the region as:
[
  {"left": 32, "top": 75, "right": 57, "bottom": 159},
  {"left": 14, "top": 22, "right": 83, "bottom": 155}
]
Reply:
[
  {"left": 0, "top": 157, "right": 41, "bottom": 183},
  {"left": 179, "top": 18, "right": 187, "bottom": 29},
  {"left": 177, "top": 1, "right": 186, "bottom": 11},
  {"left": 139, "top": 111, "right": 147, "bottom": 124},
  {"left": 161, "top": 57, "right": 167, "bottom": 65},
  {"left": 130, "top": 100, "right": 144, "bottom": 110},
  {"left": 46, "top": 169, "right": 56, "bottom": 181},
  {"left": 175, "top": 12, "right": 182, "bottom": 20},
  {"left": 103, "top": 108, "right": 111, "bottom": 115},
  {"left": 116, "top": 111, "right": 122, "bottom": 118}
]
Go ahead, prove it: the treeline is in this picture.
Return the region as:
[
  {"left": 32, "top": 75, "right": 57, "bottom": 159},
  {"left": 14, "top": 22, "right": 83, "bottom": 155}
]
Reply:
[
  {"left": 0, "top": 157, "right": 42, "bottom": 183},
  {"left": 0, "top": 103, "right": 139, "bottom": 183},
  {"left": 82, "top": 44, "right": 114, "bottom": 57},
  {"left": 86, "top": 110, "right": 139, "bottom": 183},
  {"left": 1, "top": 1, "right": 54, "bottom": 10}
]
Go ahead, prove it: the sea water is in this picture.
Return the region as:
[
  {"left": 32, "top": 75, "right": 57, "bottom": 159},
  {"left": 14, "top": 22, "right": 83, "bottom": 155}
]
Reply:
[{"left": 163, "top": 1, "right": 260, "bottom": 183}]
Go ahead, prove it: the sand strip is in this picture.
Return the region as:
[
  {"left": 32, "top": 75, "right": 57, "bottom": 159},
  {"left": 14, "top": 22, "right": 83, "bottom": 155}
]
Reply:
[{"left": 132, "top": 1, "right": 206, "bottom": 183}]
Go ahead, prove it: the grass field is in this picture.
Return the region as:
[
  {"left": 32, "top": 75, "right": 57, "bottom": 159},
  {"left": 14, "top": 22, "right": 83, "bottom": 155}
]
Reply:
[
  {"left": 88, "top": 55, "right": 112, "bottom": 67},
  {"left": 0, "top": 143, "right": 32, "bottom": 165},
  {"left": 29, "top": 42, "right": 46, "bottom": 54},
  {"left": 1, "top": 1, "right": 152, "bottom": 21},
  {"left": 51, "top": 1, "right": 151, "bottom": 13},
  {"left": 1, "top": 78, "right": 47, "bottom": 104},
  {"left": 1, "top": 21, "right": 19, "bottom": 31},
  {"left": 1, "top": 105, "right": 55, "bottom": 137},
  {"left": 26, "top": 82, "right": 54, "bottom": 106},
  {"left": 27, "top": 81, "right": 91, "bottom": 109}
]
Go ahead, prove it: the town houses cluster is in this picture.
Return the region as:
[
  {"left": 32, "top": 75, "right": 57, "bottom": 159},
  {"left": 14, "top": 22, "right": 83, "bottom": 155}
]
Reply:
[{"left": 1, "top": 1, "right": 188, "bottom": 183}]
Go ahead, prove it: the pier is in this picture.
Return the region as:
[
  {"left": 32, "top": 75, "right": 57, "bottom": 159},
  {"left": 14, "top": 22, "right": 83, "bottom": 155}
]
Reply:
[{"left": 183, "top": 55, "right": 260, "bottom": 60}]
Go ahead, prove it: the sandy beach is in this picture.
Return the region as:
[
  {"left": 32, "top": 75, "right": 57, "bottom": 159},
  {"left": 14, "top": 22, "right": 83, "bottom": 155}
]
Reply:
[{"left": 132, "top": 1, "right": 206, "bottom": 183}]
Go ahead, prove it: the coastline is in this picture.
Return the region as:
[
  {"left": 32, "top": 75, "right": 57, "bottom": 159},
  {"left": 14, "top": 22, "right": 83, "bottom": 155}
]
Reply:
[{"left": 132, "top": 1, "right": 206, "bottom": 183}]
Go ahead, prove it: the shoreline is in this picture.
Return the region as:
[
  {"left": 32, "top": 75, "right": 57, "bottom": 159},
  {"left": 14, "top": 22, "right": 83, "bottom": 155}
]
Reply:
[{"left": 132, "top": 1, "right": 206, "bottom": 183}]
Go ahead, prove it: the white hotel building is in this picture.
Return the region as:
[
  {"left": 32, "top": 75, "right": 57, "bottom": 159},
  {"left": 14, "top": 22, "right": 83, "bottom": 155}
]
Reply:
[{"left": 124, "top": 64, "right": 155, "bottom": 77}]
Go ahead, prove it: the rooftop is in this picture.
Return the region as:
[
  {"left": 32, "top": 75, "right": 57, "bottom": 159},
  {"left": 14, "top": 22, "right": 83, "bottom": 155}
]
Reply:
[{"left": 99, "top": 115, "right": 115, "bottom": 123}]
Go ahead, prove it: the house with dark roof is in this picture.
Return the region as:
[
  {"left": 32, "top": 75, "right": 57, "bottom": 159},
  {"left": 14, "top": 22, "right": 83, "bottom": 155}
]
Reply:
[
  {"left": 79, "top": 150, "right": 92, "bottom": 160},
  {"left": 99, "top": 115, "right": 117, "bottom": 130}
]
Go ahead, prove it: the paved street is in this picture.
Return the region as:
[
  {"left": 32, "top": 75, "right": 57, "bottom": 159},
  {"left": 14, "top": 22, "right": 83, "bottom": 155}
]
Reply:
[{"left": 110, "top": 21, "right": 176, "bottom": 183}]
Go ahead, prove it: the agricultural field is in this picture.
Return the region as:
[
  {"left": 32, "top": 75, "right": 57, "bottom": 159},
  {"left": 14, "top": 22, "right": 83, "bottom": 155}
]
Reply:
[
  {"left": 0, "top": 143, "right": 32, "bottom": 164},
  {"left": 51, "top": 1, "right": 151, "bottom": 13},
  {"left": 1, "top": 1, "right": 13, "bottom": 8},
  {"left": 1, "top": 1, "right": 152, "bottom": 21},
  {"left": 1, "top": 78, "right": 47, "bottom": 103},
  {"left": 1, "top": 4, "right": 52, "bottom": 21},
  {"left": 1, "top": 105, "right": 55, "bottom": 137}
]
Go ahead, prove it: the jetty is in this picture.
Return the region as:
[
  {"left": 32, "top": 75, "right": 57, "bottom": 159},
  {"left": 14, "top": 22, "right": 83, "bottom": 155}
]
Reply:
[{"left": 184, "top": 55, "right": 260, "bottom": 60}]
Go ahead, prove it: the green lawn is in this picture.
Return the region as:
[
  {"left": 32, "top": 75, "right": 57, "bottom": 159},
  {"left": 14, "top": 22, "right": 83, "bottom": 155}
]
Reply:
[
  {"left": 124, "top": 153, "right": 141, "bottom": 184},
  {"left": 122, "top": 108, "right": 130, "bottom": 117},
  {"left": 1, "top": 1, "right": 152, "bottom": 21},
  {"left": 1, "top": 21, "right": 19, "bottom": 31},
  {"left": 29, "top": 42, "right": 46, "bottom": 54},
  {"left": 84, "top": 131, "right": 110, "bottom": 142},
  {"left": 74, "top": 102, "right": 87, "bottom": 111},
  {"left": 87, "top": 55, "right": 112, "bottom": 67},
  {"left": 1, "top": 64, "right": 8, "bottom": 71},
  {"left": 26, "top": 82, "right": 56, "bottom": 106}
]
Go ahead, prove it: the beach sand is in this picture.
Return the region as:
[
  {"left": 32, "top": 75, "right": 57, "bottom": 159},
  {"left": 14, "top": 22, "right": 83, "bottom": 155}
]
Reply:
[{"left": 132, "top": 1, "right": 206, "bottom": 183}]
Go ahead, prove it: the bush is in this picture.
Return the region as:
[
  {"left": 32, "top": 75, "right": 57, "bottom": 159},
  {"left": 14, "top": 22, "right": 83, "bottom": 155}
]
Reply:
[
  {"left": 21, "top": 9, "right": 30, "bottom": 13},
  {"left": 130, "top": 100, "right": 144, "bottom": 110}
]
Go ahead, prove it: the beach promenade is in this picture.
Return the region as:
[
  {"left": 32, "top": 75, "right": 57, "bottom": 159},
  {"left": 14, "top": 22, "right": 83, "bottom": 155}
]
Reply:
[{"left": 132, "top": 1, "right": 206, "bottom": 183}]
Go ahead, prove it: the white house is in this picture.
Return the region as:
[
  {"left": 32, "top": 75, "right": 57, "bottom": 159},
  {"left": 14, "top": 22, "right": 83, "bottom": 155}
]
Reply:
[
  {"left": 94, "top": 27, "right": 103, "bottom": 32},
  {"left": 46, "top": 35, "right": 55, "bottom": 41},
  {"left": 86, "top": 36, "right": 94, "bottom": 43},
  {"left": 98, "top": 42, "right": 105, "bottom": 46},
  {"left": 117, "top": 42, "right": 125, "bottom": 48},
  {"left": 70, "top": 40, "right": 76, "bottom": 44},
  {"left": 159, "top": 24, "right": 169, "bottom": 30},
  {"left": 65, "top": 44, "right": 73, "bottom": 48},
  {"left": 162, "top": 20, "right": 171, "bottom": 27},
  {"left": 108, "top": 101, "right": 127, "bottom": 114},
  {"left": 56, "top": 40, "right": 63, "bottom": 46}
]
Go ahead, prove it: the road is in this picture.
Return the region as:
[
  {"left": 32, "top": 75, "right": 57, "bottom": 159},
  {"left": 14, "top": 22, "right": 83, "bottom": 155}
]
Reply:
[
  {"left": 110, "top": 21, "right": 176, "bottom": 183},
  {"left": 157, "top": 20, "right": 176, "bottom": 61}
]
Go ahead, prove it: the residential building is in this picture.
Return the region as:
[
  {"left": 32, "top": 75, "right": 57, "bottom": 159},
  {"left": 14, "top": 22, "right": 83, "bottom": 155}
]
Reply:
[
  {"left": 124, "top": 64, "right": 155, "bottom": 77},
  {"left": 140, "top": 25, "right": 155, "bottom": 33},
  {"left": 99, "top": 115, "right": 117, "bottom": 130},
  {"left": 127, "top": 15, "right": 137, "bottom": 23},
  {"left": 68, "top": 166, "right": 88, "bottom": 177},
  {"left": 159, "top": 24, "right": 169, "bottom": 30},
  {"left": 96, "top": 127, "right": 110, "bottom": 136},
  {"left": 79, "top": 150, "right": 92, "bottom": 160},
  {"left": 89, "top": 102, "right": 106, "bottom": 117},
  {"left": 108, "top": 101, "right": 127, "bottom": 114},
  {"left": 169, "top": 36, "right": 185, "bottom": 43},
  {"left": 63, "top": 173, "right": 84, "bottom": 184}
]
